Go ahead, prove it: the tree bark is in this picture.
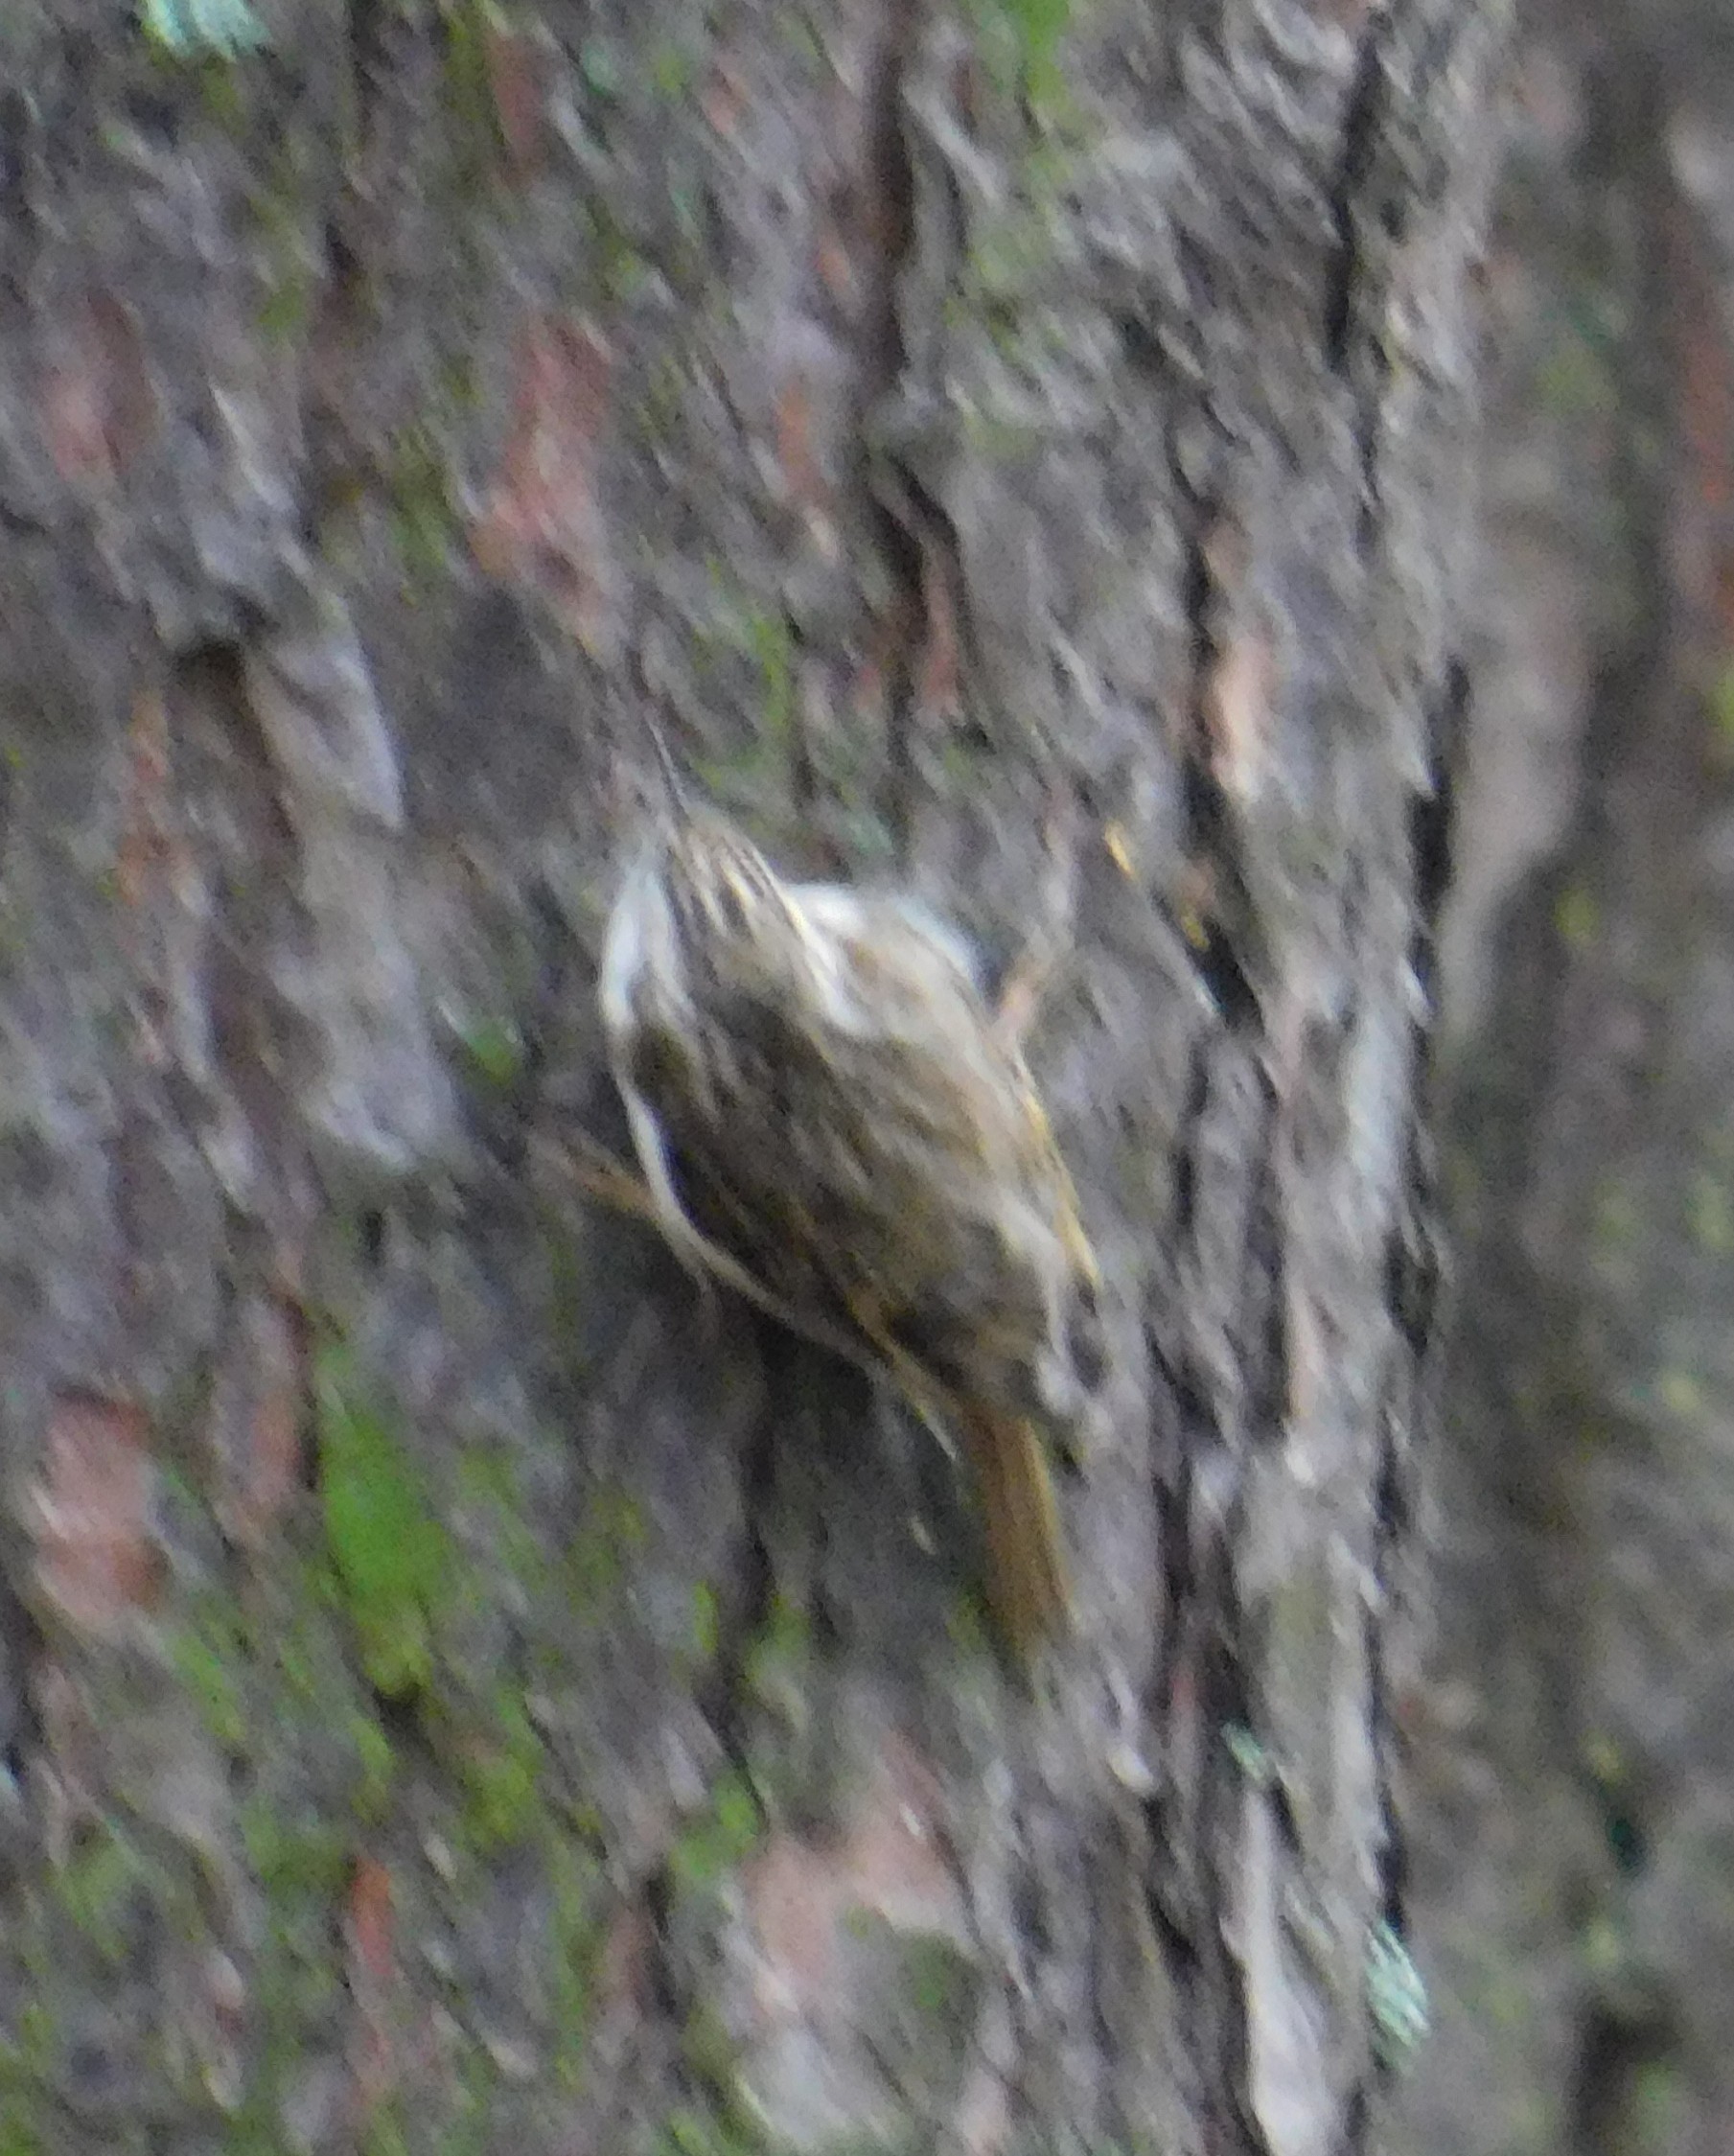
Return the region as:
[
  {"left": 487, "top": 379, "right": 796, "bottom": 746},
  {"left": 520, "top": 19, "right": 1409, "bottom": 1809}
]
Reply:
[
  {"left": 1396, "top": 6, "right": 1734, "bottom": 2153},
  {"left": 0, "top": 0, "right": 1499, "bottom": 2150}
]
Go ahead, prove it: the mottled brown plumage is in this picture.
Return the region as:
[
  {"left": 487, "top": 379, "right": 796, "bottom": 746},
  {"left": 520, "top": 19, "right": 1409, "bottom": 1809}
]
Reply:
[{"left": 598, "top": 801, "right": 1098, "bottom": 1651}]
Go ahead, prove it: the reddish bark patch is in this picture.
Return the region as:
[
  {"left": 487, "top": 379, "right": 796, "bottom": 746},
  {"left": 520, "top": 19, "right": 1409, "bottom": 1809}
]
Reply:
[
  {"left": 814, "top": 228, "right": 855, "bottom": 312},
  {"left": 1666, "top": 203, "right": 1734, "bottom": 646},
  {"left": 742, "top": 1729, "right": 966, "bottom": 2026},
  {"left": 245, "top": 1298, "right": 307, "bottom": 1538},
  {"left": 917, "top": 562, "right": 961, "bottom": 721},
  {"left": 31, "top": 1392, "right": 160, "bottom": 1636},
  {"left": 212, "top": 1293, "right": 309, "bottom": 1548},
  {"left": 471, "top": 318, "right": 616, "bottom": 650},
  {"left": 750, "top": 1838, "right": 842, "bottom": 1998},
  {"left": 486, "top": 25, "right": 548, "bottom": 183},
  {"left": 1207, "top": 630, "right": 1275, "bottom": 802},
  {"left": 590, "top": 1896, "right": 652, "bottom": 2063},
  {"left": 701, "top": 57, "right": 749, "bottom": 141},
  {"left": 774, "top": 372, "right": 837, "bottom": 552},
  {"left": 117, "top": 688, "right": 173, "bottom": 916},
  {"left": 349, "top": 1853, "right": 395, "bottom": 1983},
  {"left": 347, "top": 1854, "right": 398, "bottom": 2116},
  {"left": 41, "top": 291, "right": 160, "bottom": 488}
]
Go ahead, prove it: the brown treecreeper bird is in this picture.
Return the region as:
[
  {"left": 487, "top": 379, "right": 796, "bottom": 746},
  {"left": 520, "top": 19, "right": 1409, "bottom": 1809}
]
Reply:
[{"left": 596, "top": 794, "right": 1099, "bottom": 1653}]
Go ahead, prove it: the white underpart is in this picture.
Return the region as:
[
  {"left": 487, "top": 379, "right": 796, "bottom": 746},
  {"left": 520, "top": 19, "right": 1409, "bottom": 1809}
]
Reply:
[
  {"left": 790, "top": 884, "right": 981, "bottom": 980},
  {"left": 788, "top": 884, "right": 983, "bottom": 1036},
  {"left": 598, "top": 853, "right": 710, "bottom": 1268},
  {"left": 596, "top": 849, "right": 661, "bottom": 1039},
  {"left": 599, "top": 851, "right": 794, "bottom": 1313}
]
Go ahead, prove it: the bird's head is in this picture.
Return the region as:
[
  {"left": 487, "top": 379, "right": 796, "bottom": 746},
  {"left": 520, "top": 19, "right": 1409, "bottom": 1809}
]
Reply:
[
  {"left": 604, "top": 801, "right": 818, "bottom": 1032},
  {"left": 656, "top": 806, "right": 793, "bottom": 955}
]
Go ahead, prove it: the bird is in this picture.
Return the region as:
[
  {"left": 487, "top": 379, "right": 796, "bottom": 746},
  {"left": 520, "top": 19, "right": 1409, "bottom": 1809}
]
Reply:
[{"left": 593, "top": 789, "right": 1100, "bottom": 1655}]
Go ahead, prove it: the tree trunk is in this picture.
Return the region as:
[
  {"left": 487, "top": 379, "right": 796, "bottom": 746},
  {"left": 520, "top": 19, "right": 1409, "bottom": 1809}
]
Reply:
[
  {"left": 0, "top": 0, "right": 1499, "bottom": 2150},
  {"left": 1395, "top": 5, "right": 1734, "bottom": 2153}
]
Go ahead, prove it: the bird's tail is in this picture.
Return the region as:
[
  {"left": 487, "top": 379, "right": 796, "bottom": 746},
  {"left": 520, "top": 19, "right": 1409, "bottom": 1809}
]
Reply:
[{"left": 957, "top": 1404, "right": 1072, "bottom": 1655}]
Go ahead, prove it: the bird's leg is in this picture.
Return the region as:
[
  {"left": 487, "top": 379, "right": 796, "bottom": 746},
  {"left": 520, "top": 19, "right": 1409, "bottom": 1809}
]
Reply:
[
  {"left": 845, "top": 1285, "right": 958, "bottom": 1463},
  {"left": 531, "top": 1128, "right": 663, "bottom": 1223},
  {"left": 533, "top": 1125, "right": 729, "bottom": 1341}
]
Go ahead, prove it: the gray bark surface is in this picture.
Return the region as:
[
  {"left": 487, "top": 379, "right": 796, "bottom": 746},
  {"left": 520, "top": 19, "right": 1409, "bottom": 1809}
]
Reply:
[
  {"left": 0, "top": 1, "right": 1497, "bottom": 2149},
  {"left": 1395, "top": 6, "right": 1734, "bottom": 2153}
]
